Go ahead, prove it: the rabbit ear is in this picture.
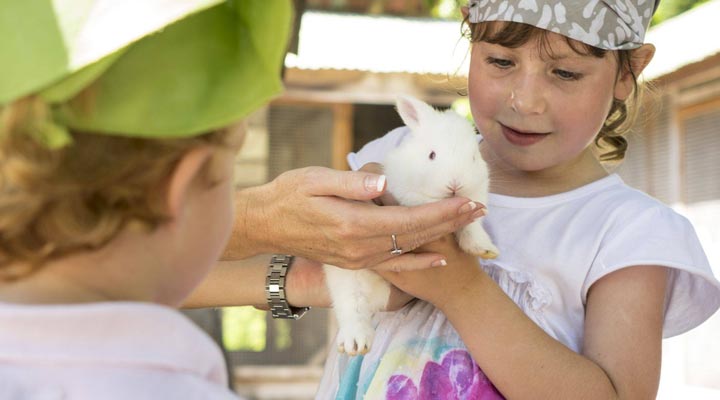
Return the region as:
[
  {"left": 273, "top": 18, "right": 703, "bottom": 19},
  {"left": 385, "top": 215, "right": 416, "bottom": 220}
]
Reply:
[{"left": 396, "top": 95, "right": 435, "bottom": 132}]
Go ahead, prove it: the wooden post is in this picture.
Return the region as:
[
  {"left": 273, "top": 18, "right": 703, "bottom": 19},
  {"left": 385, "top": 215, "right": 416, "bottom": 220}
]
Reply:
[{"left": 332, "top": 103, "right": 354, "bottom": 171}]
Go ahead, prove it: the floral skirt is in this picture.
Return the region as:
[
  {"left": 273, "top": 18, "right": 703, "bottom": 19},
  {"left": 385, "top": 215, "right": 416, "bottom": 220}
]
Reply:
[{"left": 317, "top": 300, "right": 504, "bottom": 400}]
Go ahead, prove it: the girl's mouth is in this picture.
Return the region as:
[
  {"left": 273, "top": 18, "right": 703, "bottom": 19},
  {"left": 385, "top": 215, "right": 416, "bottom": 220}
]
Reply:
[{"left": 501, "top": 124, "right": 550, "bottom": 147}]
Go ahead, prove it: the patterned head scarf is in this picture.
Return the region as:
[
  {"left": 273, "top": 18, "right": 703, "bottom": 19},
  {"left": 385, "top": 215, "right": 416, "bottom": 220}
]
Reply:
[
  {"left": 0, "top": 0, "right": 292, "bottom": 147},
  {"left": 467, "top": 0, "right": 657, "bottom": 50}
]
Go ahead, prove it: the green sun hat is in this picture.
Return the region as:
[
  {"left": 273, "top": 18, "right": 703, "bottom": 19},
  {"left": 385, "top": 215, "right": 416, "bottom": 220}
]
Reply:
[{"left": 0, "top": 0, "right": 292, "bottom": 146}]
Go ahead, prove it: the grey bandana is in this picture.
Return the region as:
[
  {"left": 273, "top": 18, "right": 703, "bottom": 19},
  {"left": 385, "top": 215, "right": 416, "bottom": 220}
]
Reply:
[{"left": 467, "top": 0, "right": 654, "bottom": 50}]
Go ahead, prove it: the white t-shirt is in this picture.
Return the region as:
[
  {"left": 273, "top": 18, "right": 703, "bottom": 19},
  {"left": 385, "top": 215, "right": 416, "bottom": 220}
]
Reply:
[
  {"left": 0, "top": 302, "right": 241, "bottom": 400},
  {"left": 317, "top": 126, "right": 720, "bottom": 400}
]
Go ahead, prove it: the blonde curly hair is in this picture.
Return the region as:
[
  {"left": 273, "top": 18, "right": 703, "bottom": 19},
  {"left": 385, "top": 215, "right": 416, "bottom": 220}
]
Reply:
[{"left": 0, "top": 96, "right": 233, "bottom": 280}]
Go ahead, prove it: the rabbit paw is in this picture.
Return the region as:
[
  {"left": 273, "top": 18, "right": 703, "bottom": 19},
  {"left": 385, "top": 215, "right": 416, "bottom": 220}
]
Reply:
[
  {"left": 337, "top": 325, "right": 374, "bottom": 356},
  {"left": 479, "top": 249, "right": 499, "bottom": 259},
  {"left": 457, "top": 231, "right": 500, "bottom": 259}
]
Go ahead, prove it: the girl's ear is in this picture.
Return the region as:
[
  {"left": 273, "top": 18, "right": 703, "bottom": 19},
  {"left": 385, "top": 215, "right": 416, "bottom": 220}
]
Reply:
[
  {"left": 615, "top": 44, "right": 656, "bottom": 100},
  {"left": 166, "top": 146, "right": 213, "bottom": 218},
  {"left": 461, "top": 6, "right": 469, "bottom": 19}
]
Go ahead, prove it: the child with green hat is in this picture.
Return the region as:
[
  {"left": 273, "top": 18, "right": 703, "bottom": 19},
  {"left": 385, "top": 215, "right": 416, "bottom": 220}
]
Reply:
[{"left": 0, "top": 1, "right": 292, "bottom": 397}]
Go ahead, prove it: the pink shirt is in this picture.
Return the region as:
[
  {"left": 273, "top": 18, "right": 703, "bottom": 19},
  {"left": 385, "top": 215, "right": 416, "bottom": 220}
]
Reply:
[{"left": 0, "top": 302, "right": 241, "bottom": 399}]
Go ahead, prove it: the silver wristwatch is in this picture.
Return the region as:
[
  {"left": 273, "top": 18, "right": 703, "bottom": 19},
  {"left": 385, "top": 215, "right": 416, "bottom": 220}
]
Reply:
[{"left": 265, "top": 254, "right": 310, "bottom": 320}]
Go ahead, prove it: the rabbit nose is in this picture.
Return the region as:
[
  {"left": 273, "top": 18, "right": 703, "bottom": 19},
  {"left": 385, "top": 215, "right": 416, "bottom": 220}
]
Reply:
[{"left": 447, "top": 180, "right": 463, "bottom": 195}]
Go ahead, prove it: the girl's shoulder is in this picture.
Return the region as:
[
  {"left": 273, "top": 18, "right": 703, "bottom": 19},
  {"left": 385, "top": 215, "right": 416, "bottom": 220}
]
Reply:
[
  {"left": 597, "top": 175, "right": 671, "bottom": 210},
  {"left": 579, "top": 177, "right": 720, "bottom": 338},
  {"left": 591, "top": 176, "right": 696, "bottom": 236}
]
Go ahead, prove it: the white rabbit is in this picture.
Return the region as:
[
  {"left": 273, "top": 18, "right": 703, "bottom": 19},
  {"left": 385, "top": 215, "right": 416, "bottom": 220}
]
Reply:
[{"left": 324, "top": 95, "right": 499, "bottom": 356}]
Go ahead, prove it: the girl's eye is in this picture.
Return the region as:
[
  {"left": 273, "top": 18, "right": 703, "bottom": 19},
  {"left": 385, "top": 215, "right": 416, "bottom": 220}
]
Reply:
[
  {"left": 554, "top": 69, "right": 582, "bottom": 81},
  {"left": 429, "top": 151, "right": 436, "bottom": 160},
  {"left": 486, "top": 57, "right": 513, "bottom": 69}
]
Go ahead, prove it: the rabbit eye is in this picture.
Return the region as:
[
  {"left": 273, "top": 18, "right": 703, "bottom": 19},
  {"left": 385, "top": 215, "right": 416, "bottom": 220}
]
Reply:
[{"left": 429, "top": 151, "right": 436, "bottom": 160}]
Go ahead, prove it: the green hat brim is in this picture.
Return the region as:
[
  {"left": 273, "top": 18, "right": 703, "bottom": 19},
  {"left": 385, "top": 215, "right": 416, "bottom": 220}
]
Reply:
[{"left": 2, "top": 0, "right": 292, "bottom": 139}]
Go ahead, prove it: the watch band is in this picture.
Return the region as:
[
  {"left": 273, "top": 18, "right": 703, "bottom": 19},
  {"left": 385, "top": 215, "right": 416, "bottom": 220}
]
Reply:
[{"left": 265, "top": 254, "right": 310, "bottom": 320}]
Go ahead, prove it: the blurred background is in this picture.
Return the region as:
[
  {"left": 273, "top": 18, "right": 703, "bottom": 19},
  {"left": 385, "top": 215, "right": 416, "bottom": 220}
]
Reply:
[{"left": 185, "top": 0, "right": 720, "bottom": 398}]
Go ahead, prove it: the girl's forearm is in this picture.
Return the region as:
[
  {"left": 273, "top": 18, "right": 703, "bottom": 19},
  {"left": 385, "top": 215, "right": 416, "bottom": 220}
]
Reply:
[{"left": 438, "top": 274, "right": 619, "bottom": 400}]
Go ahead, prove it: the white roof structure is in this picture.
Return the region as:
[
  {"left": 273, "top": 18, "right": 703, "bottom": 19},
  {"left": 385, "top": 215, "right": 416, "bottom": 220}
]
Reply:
[
  {"left": 644, "top": 0, "right": 720, "bottom": 79},
  {"left": 286, "top": 2, "right": 720, "bottom": 80},
  {"left": 284, "top": 11, "right": 470, "bottom": 76}
]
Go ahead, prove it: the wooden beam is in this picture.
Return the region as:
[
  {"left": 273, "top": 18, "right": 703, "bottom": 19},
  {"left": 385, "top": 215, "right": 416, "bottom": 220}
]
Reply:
[
  {"left": 677, "top": 96, "right": 720, "bottom": 121},
  {"left": 331, "top": 103, "right": 354, "bottom": 170}
]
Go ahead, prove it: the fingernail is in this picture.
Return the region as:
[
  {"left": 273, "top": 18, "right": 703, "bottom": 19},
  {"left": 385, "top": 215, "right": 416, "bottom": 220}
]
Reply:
[
  {"left": 472, "top": 207, "right": 487, "bottom": 220},
  {"left": 458, "top": 201, "right": 477, "bottom": 214},
  {"left": 365, "top": 175, "right": 386, "bottom": 192},
  {"left": 431, "top": 259, "right": 447, "bottom": 267}
]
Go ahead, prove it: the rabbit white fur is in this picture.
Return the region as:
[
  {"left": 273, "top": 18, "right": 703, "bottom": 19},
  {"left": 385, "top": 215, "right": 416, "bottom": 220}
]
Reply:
[{"left": 324, "top": 95, "right": 498, "bottom": 355}]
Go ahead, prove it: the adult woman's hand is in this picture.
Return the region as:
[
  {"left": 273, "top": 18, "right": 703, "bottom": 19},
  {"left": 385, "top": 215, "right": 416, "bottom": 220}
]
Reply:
[{"left": 223, "top": 166, "right": 484, "bottom": 271}]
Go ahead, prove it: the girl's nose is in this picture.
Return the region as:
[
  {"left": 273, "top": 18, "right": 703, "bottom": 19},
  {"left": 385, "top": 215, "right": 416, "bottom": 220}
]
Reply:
[{"left": 510, "top": 75, "right": 547, "bottom": 115}]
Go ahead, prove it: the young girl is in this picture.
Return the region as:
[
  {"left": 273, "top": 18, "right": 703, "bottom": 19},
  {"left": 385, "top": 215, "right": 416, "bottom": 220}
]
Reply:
[{"left": 317, "top": 1, "right": 720, "bottom": 399}]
